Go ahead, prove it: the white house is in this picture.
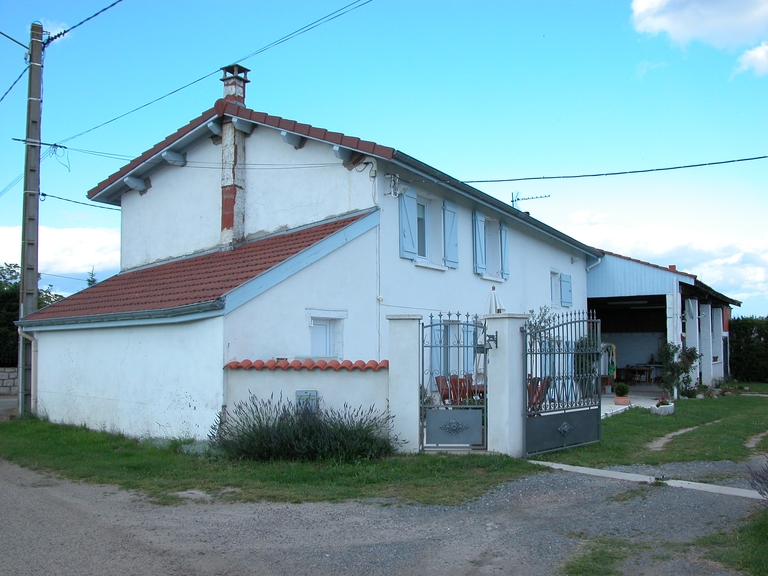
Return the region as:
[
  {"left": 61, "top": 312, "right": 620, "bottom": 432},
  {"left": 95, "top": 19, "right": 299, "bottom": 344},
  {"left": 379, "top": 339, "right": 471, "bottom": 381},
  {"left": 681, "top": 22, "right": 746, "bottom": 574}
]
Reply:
[
  {"left": 588, "top": 251, "right": 740, "bottom": 387},
  {"left": 19, "top": 66, "right": 602, "bottom": 442}
]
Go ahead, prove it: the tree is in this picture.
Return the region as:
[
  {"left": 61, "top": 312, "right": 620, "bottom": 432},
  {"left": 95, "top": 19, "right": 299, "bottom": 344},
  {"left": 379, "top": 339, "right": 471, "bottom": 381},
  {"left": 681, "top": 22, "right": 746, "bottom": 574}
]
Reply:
[{"left": 0, "top": 262, "right": 63, "bottom": 367}]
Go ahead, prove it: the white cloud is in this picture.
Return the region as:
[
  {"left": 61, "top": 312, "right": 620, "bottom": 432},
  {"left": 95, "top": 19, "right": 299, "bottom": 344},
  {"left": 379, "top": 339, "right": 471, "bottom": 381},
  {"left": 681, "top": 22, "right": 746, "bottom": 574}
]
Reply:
[
  {"left": 40, "top": 20, "right": 69, "bottom": 41},
  {"left": 736, "top": 41, "right": 768, "bottom": 74},
  {"left": 636, "top": 60, "right": 667, "bottom": 77},
  {"left": 0, "top": 225, "right": 120, "bottom": 274},
  {"left": 632, "top": 0, "right": 768, "bottom": 48}
]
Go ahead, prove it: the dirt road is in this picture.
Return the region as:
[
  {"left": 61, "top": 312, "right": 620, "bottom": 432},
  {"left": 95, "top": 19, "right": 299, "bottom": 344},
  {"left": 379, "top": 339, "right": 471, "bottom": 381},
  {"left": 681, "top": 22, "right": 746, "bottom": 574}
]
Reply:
[{"left": 0, "top": 458, "right": 759, "bottom": 575}]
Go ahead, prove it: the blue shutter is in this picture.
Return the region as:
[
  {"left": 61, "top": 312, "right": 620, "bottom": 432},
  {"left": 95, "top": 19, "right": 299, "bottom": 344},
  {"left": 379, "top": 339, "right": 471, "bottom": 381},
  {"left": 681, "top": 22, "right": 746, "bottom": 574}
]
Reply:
[
  {"left": 472, "top": 210, "right": 486, "bottom": 275},
  {"left": 399, "top": 189, "right": 418, "bottom": 260},
  {"left": 560, "top": 273, "right": 572, "bottom": 307},
  {"left": 500, "top": 221, "right": 509, "bottom": 280},
  {"left": 443, "top": 200, "right": 459, "bottom": 269}
]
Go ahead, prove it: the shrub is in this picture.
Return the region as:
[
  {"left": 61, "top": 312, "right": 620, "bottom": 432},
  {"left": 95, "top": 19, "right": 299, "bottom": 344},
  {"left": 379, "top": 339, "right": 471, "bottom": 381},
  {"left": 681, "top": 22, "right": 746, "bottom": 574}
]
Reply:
[
  {"left": 659, "top": 342, "right": 700, "bottom": 397},
  {"left": 209, "top": 394, "right": 401, "bottom": 462},
  {"left": 748, "top": 455, "right": 768, "bottom": 508},
  {"left": 730, "top": 316, "right": 768, "bottom": 383},
  {"left": 614, "top": 382, "right": 629, "bottom": 397}
]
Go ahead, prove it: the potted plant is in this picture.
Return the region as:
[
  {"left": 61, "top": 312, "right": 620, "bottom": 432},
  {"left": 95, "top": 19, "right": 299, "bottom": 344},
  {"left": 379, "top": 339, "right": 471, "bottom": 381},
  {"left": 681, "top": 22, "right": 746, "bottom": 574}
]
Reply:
[
  {"left": 614, "top": 382, "right": 630, "bottom": 405},
  {"left": 650, "top": 396, "right": 674, "bottom": 415}
]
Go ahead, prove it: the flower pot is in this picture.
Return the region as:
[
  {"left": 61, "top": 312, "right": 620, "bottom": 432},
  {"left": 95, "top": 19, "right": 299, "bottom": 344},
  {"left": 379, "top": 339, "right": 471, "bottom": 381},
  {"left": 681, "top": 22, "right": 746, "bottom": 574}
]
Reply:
[
  {"left": 614, "top": 396, "right": 630, "bottom": 405},
  {"left": 650, "top": 403, "right": 675, "bottom": 415}
]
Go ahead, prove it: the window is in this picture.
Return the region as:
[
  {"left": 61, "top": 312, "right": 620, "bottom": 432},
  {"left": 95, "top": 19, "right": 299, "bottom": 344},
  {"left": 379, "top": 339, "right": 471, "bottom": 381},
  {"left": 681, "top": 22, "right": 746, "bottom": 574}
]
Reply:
[
  {"left": 473, "top": 210, "right": 508, "bottom": 279},
  {"left": 551, "top": 272, "right": 572, "bottom": 307},
  {"left": 306, "top": 309, "right": 346, "bottom": 358},
  {"left": 399, "top": 191, "right": 458, "bottom": 269}
]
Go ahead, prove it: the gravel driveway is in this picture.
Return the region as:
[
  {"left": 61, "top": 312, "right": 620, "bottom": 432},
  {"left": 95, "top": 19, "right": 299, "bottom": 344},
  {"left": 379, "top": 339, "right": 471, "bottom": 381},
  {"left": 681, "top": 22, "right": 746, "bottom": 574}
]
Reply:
[{"left": 1, "top": 456, "right": 762, "bottom": 576}]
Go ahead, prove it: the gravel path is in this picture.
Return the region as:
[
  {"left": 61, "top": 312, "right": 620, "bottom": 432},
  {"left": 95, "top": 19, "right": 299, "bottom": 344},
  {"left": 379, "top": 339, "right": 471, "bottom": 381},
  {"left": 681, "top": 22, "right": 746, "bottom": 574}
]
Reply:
[{"left": 1, "top": 457, "right": 763, "bottom": 576}]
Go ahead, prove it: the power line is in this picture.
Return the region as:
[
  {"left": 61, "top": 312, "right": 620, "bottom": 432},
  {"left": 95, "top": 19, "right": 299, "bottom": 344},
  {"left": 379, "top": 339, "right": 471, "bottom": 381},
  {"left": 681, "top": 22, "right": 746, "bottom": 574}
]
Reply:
[
  {"left": 0, "top": 66, "right": 28, "bottom": 105},
  {"left": 0, "top": 30, "right": 28, "bottom": 50},
  {"left": 40, "top": 272, "right": 89, "bottom": 283},
  {"left": 40, "top": 192, "right": 120, "bottom": 211},
  {"left": 44, "top": 0, "right": 125, "bottom": 46},
  {"left": 463, "top": 154, "right": 768, "bottom": 183},
  {"left": 54, "top": 0, "right": 373, "bottom": 145}
]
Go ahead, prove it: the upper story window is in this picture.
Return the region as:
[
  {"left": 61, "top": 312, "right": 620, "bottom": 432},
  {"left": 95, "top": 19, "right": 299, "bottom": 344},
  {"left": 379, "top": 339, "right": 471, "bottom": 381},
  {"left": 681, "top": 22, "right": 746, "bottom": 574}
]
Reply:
[
  {"left": 399, "top": 190, "right": 458, "bottom": 269},
  {"left": 551, "top": 271, "right": 572, "bottom": 307},
  {"left": 473, "top": 210, "right": 508, "bottom": 280}
]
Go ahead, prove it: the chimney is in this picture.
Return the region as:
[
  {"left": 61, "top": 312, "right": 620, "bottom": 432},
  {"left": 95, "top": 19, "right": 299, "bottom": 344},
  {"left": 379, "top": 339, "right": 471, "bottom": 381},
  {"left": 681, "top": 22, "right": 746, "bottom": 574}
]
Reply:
[
  {"left": 669, "top": 265, "right": 677, "bottom": 271},
  {"left": 219, "top": 65, "right": 251, "bottom": 245},
  {"left": 220, "top": 64, "right": 250, "bottom": 105}
]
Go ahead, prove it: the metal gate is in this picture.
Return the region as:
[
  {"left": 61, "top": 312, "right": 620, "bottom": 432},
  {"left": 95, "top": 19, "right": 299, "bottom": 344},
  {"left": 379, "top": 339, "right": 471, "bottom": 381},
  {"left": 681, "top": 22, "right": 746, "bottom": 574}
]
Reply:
[
  {"left": 421, "top": 313, "right": 488, "bottom": 450},
  {"left": 524, "top": 310, "right": 601, "bottom": 456}
]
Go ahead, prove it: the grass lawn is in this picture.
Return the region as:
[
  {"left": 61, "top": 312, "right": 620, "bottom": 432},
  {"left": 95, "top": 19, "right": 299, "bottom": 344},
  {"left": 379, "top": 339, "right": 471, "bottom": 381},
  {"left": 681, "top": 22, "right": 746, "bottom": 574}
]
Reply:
[
  {"left": 0, "top": 416, "right": 539, "bottom": 506},
  {"left": 1, "top": 390, "right": 767, "bottom": 574},
  {"left": 537, "top": 393, "right": 768, "bottom": 468}
]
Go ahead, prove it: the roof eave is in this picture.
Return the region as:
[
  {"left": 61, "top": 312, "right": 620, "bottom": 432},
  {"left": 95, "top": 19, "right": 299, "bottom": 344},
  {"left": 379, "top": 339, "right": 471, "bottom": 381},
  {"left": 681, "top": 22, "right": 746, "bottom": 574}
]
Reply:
[
  {"left": 88, "top": 109, "right": 222, "bottom": 206},
  {"left": 17, "top": 298, "right": 225, "bottom": 330},
  {"left": 388, "top": 151, "right": 603, "bottom": 259}
]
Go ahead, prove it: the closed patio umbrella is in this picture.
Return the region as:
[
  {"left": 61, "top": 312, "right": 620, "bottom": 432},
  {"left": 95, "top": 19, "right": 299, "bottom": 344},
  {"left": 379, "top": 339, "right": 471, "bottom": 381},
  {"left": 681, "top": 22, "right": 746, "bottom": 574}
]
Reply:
[{"left": 485, "top": 285, "right": 506, "bottom": 315}]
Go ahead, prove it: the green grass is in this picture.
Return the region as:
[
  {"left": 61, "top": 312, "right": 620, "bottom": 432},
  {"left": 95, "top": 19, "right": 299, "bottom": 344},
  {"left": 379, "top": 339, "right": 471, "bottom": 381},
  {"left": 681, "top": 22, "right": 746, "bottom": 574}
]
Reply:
[
  {"left": 737, "top": 382, "right": 768, "bottom": 395},
  {"left": 0, "top": 417, "right": 539, "bottom": 505},
  {"left": 697, "top": 509, "right": 768, "bottom": 576},
  {"left": 538, "top": 394, "right": 768, "bottom": 468},
  {"left": 561, "top": 538, "right": 633, "bottom": 576}
]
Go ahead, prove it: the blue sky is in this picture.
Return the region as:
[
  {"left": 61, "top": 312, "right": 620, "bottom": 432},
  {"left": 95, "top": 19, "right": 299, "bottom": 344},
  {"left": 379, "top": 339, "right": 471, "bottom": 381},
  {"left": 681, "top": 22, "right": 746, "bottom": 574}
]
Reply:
[{"left": 1, "top": 0, "right": 767, "bottom": 316}]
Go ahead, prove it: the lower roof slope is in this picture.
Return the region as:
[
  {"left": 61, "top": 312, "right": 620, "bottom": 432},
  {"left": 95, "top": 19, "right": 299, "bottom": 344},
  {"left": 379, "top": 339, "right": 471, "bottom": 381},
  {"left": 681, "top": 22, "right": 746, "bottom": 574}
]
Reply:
[{"left": 22, "top": 213, "right": 365, "bottom": 324}]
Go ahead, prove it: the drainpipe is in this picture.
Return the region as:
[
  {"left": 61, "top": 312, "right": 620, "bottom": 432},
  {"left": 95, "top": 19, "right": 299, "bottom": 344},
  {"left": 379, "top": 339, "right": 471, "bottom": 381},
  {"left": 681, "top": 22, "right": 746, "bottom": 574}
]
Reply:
[
  {"left": 18, "top": 327, "right": 37, "bottom": 415},
  {"left": 586, "top": 256, "right": 602, "bottom": 273}
]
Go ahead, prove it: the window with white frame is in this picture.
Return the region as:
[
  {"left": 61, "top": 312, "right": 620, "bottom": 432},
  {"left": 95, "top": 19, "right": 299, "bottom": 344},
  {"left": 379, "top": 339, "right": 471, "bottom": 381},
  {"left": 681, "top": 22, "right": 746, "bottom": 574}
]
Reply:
[
  {"left": 306, "top": 309, "right": 346, "bottom": 358},
  {"left": 472, "top": 210, "right": 508, "bottom": 280},
  {"left": 399, "top": 190, "right": 459, "bottom": 269}
]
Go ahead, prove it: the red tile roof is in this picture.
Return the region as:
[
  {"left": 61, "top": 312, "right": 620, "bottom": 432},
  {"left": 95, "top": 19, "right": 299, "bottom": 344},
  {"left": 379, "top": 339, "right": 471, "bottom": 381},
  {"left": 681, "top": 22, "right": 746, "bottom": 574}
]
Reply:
[
  {"left": 225, "top": 359, "right": 389, "bottom": 371},
  {"left": 23, "top": 213, "right": 365, "bottom": 323},
  {"left": 87, "top": 99, "right": 396, "bottom": 201}
]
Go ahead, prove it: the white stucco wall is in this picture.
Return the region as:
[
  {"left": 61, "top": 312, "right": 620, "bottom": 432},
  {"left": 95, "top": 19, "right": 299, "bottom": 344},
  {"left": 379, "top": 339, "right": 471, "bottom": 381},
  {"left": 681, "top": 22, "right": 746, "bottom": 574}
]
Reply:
[
  {"left": 375, "top": 179, "right": 589, "bottom": 358},
  {"left": 34, "top": 318, "right": 224, "bottom": 439},
  {"left": 225, "top": 369, "right": 388, "bottom": 417},
  {"left": 242, "top": 129, "right": 375, "bottom": 238},
  {"left": 223, "top": 227, "right": 380, "bottom": 362},
  {"left": 120, "top": 141, "right": 222, "bottom": 270}
]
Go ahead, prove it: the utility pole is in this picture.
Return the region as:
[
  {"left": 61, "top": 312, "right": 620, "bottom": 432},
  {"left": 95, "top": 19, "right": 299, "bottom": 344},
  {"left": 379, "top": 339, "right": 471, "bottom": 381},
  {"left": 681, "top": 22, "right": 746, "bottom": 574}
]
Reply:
[{"left": 18, "top": 22, "right": 43, "bottom": 415}]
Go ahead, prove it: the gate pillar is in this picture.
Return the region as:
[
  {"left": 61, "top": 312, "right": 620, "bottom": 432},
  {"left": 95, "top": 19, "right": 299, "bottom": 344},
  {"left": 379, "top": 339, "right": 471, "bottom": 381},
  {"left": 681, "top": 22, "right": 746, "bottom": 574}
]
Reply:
[
  {"left": 387, "top": 314, "right": 422, "bottom": 453},
  {"left": 485, "top": 313, "right": 530, "bottom": 457}
]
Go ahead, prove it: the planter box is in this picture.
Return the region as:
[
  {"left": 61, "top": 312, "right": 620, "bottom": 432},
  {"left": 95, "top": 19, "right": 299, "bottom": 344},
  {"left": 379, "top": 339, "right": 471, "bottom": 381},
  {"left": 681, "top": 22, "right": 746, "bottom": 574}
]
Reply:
[
  {"left": 614, "top": 396, "right": 630, "bottom": 405},
  {"left": 650, "top": 403, "right": 675, "bottom": 416}
]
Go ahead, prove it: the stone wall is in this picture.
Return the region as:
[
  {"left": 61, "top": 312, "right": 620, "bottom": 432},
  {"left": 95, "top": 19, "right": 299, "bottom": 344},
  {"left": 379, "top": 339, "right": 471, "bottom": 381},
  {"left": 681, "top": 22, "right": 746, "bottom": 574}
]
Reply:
[{"left": 0, "top": 367, "right": 18, "bottom": 396}]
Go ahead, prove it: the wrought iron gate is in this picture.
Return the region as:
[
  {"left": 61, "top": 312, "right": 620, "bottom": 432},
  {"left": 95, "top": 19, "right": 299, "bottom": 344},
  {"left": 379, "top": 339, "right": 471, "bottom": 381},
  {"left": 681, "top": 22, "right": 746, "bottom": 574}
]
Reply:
[
  {"left": 421, "top": 313, "right": 488, "bottom": 450},
  {"left": 523, "top": 310, "right": 601, "bottom": 456}
]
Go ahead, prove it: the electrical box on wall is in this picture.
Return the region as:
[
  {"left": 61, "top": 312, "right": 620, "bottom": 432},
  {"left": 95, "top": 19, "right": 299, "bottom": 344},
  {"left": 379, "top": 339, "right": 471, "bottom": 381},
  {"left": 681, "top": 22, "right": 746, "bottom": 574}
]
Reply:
[{"left": 296, "top": 390, "right": 318, "bottom": 413}]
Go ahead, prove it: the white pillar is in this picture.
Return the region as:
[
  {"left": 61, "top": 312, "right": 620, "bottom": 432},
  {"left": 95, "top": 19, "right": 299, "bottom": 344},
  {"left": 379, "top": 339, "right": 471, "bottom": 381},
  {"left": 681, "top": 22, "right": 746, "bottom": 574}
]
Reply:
[
  {"left": 666, "top": 291, "right": 682, "bottom": 346},
  {"left": 700, "top": 304, "right": 713, "bottom": 386},
  {"left": 386, "top": 314, "right": 422, "bottom": 453},
  {"left": 685, "top": 298, "right": 700, "bottom": 390},
  {"left": 712, "top": 307, "right": 724, "bottom": 380},
  {"left": 485, "top": 313, "right": 530, "bottom": 458}
]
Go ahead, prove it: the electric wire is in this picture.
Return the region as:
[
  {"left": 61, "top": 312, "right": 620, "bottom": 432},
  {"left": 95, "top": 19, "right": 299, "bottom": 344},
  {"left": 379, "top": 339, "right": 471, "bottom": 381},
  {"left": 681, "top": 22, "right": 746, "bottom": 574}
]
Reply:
[
  {"left": 44, "top": 0, "right": 125, "bottom": 46},
  {"left": 54, "top": 0, "right": 372, "bottom": 145},
  {"left": 463, "top": 154, "right": 768, "bottom": 183},
  {"left": 0, "top": 66, "right": 29, "bottom": 105},
  {"left": 40, "top": 272, "right": 90, "bottom": 283},
  {"left": 0, "top": 30, "right": 28, "bottom": 50},
  {"left": 40, "top": 192, "right": 120, "bottom": 211}
]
